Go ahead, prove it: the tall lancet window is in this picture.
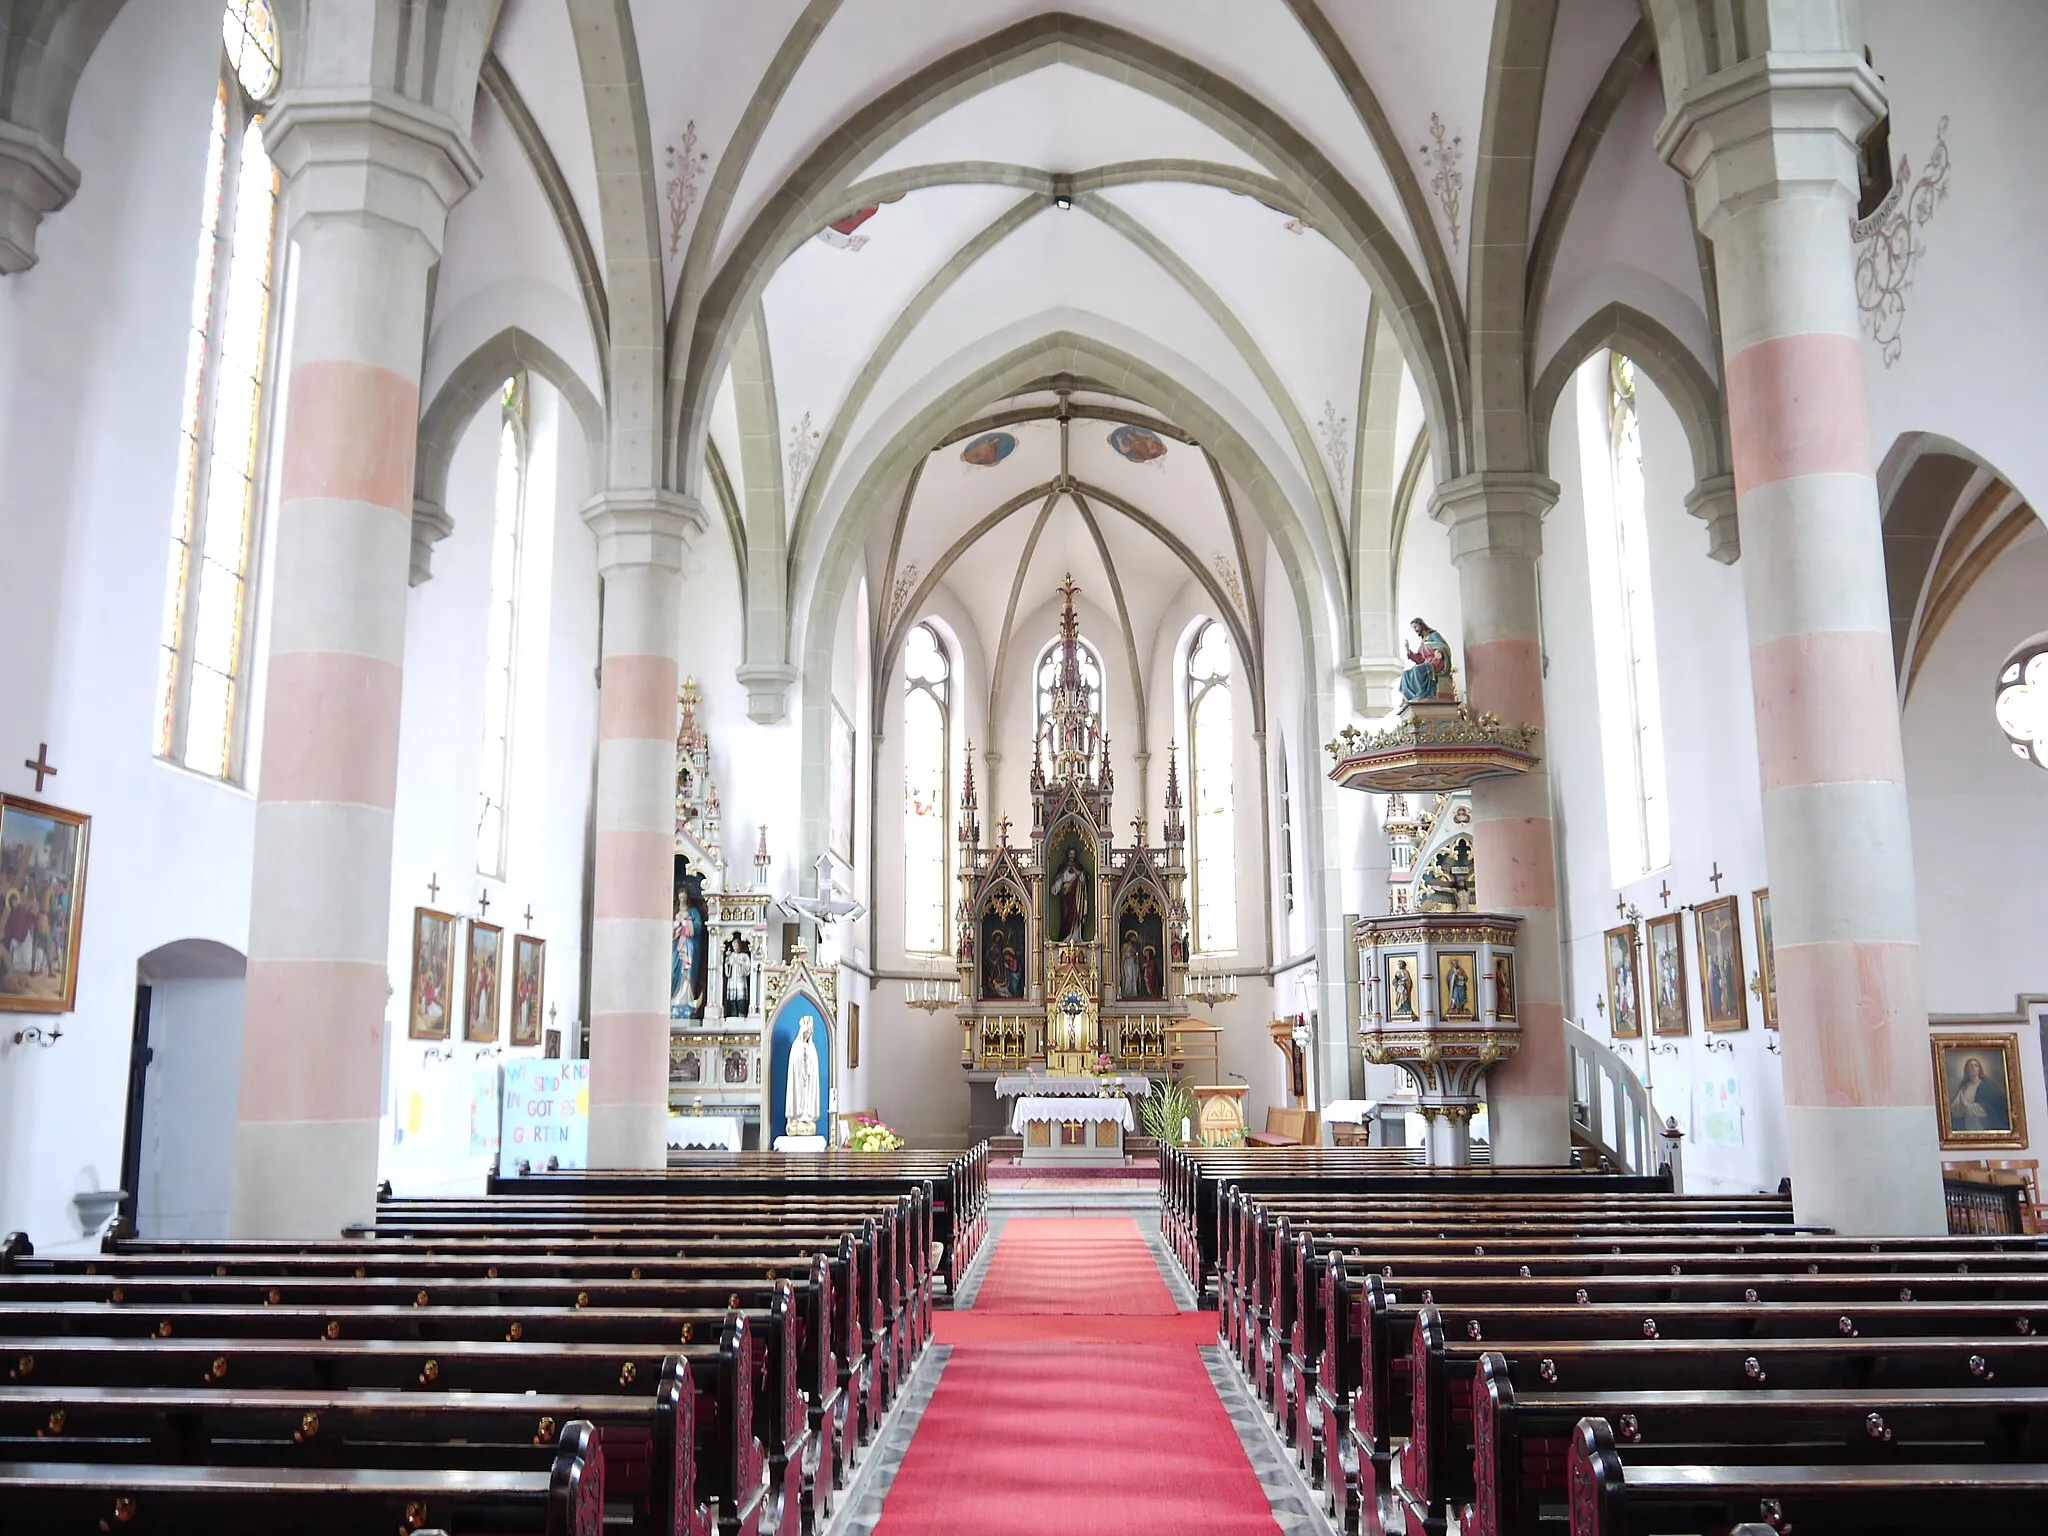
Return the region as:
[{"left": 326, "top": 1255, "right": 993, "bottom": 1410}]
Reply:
[
  {"left": 1035, "top": 635, "right": 1102, "bottom": 759},
  {"left": 1577, "top": 351, "right": 1671, "bottom": 884},
  {"left": 902, "top": 622, "right": 952, "bottom": 955},
  {"left": 1186, "top": 620, "right": 1237, "bottom": 954},
  {"left": 155, "top": 0, "right": 282, "bottom": 781},
  {"left": 476, "top": 374, "right": 528, "bottom": 878}
]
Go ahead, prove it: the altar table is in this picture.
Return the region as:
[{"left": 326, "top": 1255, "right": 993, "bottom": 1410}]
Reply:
[
  {"left": 1010, "top": 1094, "right": 1134, "bottom": 1166},
  {"left": 994, "top": 1074, "right": 1150, "bottom": 1098},
  {"left": 666, "top": 1115, "right": 742, "bottom": 1151}
]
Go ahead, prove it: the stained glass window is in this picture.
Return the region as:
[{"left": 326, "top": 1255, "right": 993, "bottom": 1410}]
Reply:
[
  {"left": 1577, "top": 352, "right": 1671, "bottom": 884},
  {"left": 222, "top": 0, "right": 280, "bottom": 101},
  {"left": 1187, "top": 620, "right": 1237, "bottom": 954},
  {"left": 156, "top": 19, "right": 280, "bottom": 782},
  {"left": 1034, "top": 635, "right": 1102, "bottom": 759},
  {"left": 902, "top": 623, "right": 951, "bottom": 955},
  {"left": 476, "top": 375, "right": 527, "bottom": 877},
  {"left": 1995, "top": 641, "right": 2048, "bottom": 770}
]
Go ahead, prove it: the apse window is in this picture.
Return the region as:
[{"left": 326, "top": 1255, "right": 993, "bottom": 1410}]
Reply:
[
  {"left": 903, "top": 622, "right": 952, "bottom": 955},
  {"left": 476, "top": 375, "right": 528, "bottom": 877},
  {"left": 155, "top": 0, "right": 282, "bottom": 782},
  {"left": 1995, "top": 637, "right": 2048, "bottom": 770},
  {"left": 1576, "top": 351, "right": 1671, "bottom": 884},
  {"left": 1186, "top": 619, "right": 1237, "bottom": 955}
]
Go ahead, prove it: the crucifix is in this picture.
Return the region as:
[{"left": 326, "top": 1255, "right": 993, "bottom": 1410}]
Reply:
[
  {"left": 1615, "top": 894, "right": 1627, "bottom": 919},
  {"left": 426, "top": 873, "right": 441, "bottom": 903},
  {"left": 477, "top": 889, "right": 492, "bottom": 917},
  {"left": 22, "top": 743, "right": 56, "bottom": 793},
  {"left": 1658, "top": 880, "right": 1671, "bottom": 908},
  {"left": 1708, "top": 862, "right": 1725, "bottom": 893},
  {"left": 523, "top": 904, "right": 535, "bottom": 927}
]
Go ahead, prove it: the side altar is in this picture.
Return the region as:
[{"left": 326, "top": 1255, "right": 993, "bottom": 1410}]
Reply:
[
  {"left": 667, "top": 679, "right": 776, "bottom": 1146},
  {"left": 953, "top": 578, "right": 1191, "bottom": 1154}
]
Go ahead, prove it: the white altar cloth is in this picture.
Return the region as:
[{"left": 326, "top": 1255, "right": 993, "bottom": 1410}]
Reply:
[
  {"left": 1009, "top": 1095, "right": 1135, "bottom": 1134},
  {"left": 667, "top": 1115, "right": 741, "bottom": 1151},
  {"left": 994, "top": 1074, "right": 1150, "bottom": 1098}
]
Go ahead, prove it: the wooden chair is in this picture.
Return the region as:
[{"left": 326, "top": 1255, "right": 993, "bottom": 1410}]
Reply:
[{"left": 1246, "top": 1108, "right": 1321, "bottom": 1148}]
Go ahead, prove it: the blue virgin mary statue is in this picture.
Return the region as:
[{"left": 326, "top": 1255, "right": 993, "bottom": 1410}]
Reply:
[{"left": 1399, "top": 618, "right": 1454, "bottom": 703}]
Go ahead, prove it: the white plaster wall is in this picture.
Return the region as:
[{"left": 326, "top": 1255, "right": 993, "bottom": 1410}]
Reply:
[
  {"left": 1860, "top": 1, "right": 2048, "bottom": 519},
  {"left": 1905, "top": 528, "right": 2048, "bottom": 1017},
  {"left": 0, "top": 1, "right": 265, "bottom": 1252},
  {"left": 1541, "top": 362, "right": 1783, "bottom": 1195},
  {"left": 380, "top": 381, "right": 600, "bottom": 1195},
  {"left": 135, "top": 976, "right": 245, "bottom": 1239}
]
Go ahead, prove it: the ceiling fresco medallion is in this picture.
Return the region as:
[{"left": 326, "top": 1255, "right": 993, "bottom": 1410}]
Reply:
[
  {"left": 960, "top": 432, "right": 1017, "bottom": 468},
  {"left": 1108, "top": 425, "right": 1166, "bottom": 464}
]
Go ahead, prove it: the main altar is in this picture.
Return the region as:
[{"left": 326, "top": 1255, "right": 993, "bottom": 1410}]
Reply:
[{"left": 954, "top": 578, "right": 1192, "bottom": 1155}]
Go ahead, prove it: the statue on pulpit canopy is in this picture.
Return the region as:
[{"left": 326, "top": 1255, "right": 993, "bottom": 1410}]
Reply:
[
  {"left": 1049, "top": 846, "right": 1090, "bottom": 941},
  {"left": 1400, "top": 617, "right": 1455, "bottom": 703}
]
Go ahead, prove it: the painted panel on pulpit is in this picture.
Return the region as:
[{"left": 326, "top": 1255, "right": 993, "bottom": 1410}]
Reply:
[
  {"left": 767, "top": 993, "right": 832, "bottom": 1144},
  {"left": 979, "top": 891, "right": 1027, "bottom": 1000},
  {"left": 1044, "top": 826, "right": 1096, "bottom": 943},
  {"left": 1438, "top": 951, "right": 1477, "bottom": 1021},
  {"left": 1117, "top": 893, "right": 1165, "bottom": 1001},
  {"left": 671, "top": 858, "right": 707, "bottom": 1019}
]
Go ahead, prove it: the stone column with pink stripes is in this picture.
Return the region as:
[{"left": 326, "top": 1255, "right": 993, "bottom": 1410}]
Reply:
[
  {"left": 230, "top": 105, "right": 478, "bottom": 1238},
  {"left": 583, "top": 492, "right": 705, "bottom": 1169},
  {"left": 1431, "top": 472, "right": 1570, "bottom": 1167},
  {"left": 1659, "top": 56, "right": 1945, "bottom": 1232}
]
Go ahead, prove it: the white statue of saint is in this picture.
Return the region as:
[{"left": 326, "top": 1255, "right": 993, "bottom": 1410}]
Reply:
[{"left": 785, "top": 1016, "right": 821, "bottom": 1135}]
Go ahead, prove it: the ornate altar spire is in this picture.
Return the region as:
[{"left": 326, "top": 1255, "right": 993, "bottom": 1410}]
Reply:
[
  {"left": 959, "top": 739, "right": 980, "bottom": 851},
  {"left": 1164, "top": 739, "right": 1185, "bottom": 845},
  {"left": 1046, "top": 574, "right": 1100, "bottom": 785}
]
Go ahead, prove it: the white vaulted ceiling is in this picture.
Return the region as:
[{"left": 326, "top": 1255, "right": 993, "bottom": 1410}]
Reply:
[{"left": 445, "top": 0, "right": 1717, "bottom": 703}]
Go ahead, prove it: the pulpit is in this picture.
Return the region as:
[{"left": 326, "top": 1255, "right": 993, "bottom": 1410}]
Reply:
[{"left": 1192, "top": 1083, "right": 1249, "bottom": 1147}]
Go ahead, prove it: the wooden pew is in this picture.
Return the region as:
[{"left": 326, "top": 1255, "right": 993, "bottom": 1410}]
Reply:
[
  {"left": 1565, "top": 1415, "right": 2048, "bottom": 1535},
  {"left": 0, "top": 1374, "right": 702, "bottom": 1534},
  {"left": 1, "top": 1321, "right": 770, "bottom": 1535},
  {"left": 1399, "top": 1302, "right": 2048, "bottom": 1536},
  {"left": 1471, "top": 1357, "right": 2048, "bottom": 1536},
  {"left": 0, "top": 1415, "right": 603, "bottom": 1534}
]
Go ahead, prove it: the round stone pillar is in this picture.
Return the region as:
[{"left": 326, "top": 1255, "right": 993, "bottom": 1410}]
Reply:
[
  {"left": 1658, "top": 56, "right": 1944, "bottom": 1234},
  {"left": 1429, "top": 473, "right": 1569, "bottom": 1166},
  {"left": 230, "top": 102, "right": 478, "bottom": 1238},
  {"left": 583, "top": 492, "right": 706, "bottom": 1168}
]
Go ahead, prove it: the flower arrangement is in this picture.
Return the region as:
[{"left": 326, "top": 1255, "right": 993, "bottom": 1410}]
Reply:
[{"left": 844, "top": 1114, "right": 905, "bottom": 1153}]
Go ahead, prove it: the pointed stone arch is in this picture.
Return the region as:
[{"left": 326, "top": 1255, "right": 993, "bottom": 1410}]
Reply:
[
  {"left": 1529, "top": 301, "right": 1736, "bottom": 562},
  {"left": 412, "top": 325, "right": 604, "bottom": 583}
]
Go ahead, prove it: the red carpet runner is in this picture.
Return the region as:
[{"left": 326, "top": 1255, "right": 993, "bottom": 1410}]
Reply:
[{"left": 875, "top": 1216, "right": 1281, "bottom": 1535}]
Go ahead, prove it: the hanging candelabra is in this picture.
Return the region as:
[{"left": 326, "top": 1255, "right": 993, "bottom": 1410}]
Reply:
[
  {"left": 905, "top": 960, "right": 961, "bottom": 1012},
  {"left": 1187, "top": 960, "right": 1239, "bottom": 1008}
]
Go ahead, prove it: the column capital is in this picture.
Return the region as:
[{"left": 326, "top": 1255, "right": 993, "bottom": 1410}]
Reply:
[
  {"left": 1653, "top": 53, "right": 1884, "bottom": 236},
  {"left": 0, "top": 121, "right": 79, "bottom": 274},
  {"left": 263, "top": 91, "right": 483, "bottom": 255},
  {"left": 1343, "top": 658, "right": 1406, "bottom": 717},
  {"left": 408, "top": 497, "right": 454, "bottom": 586},
  {"left": 1685, "top": 473, "right": 1740, "bottom": 565},
  {"left": 1428, "top": 472, "right": 1559, "bottom": 566},
  {"left": 735, "top": 663, "right": 798, "bottom": 724},
  {"left": 582, "top": 489, "right": 707, "bottom": 576}
]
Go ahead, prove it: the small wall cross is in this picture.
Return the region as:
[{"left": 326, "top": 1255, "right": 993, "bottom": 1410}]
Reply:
[
  {"left": 523, "top": 905, "right": 535, "bottom": 927},
  {"left": 1658, "top": 880, "right": 1671, "bottom": 908},
  {"left": 477, "top": 890, "right": 492, "bottom": 916},
  {"left": 1615, "top": 894, "right": 1627, "bottom": 919},
  {"left": 426, "top": 873, "right": 441, "bottom": 903},
  {"left": 22, "top": 743, "right": 56, "bottom": 793},
  {"left": 1708, "top": 862, "right": 1725, "bottom": 893}
]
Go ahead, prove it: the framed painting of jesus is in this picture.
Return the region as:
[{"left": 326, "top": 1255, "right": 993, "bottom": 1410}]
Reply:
[
  {"left": 408, "top": 907, "right": 457, "bottom": 1040},
  {"left": 465, "top": 920, "right": 504, "bottom": 1044},
  {"left": 1648, "top": 912, "right": 1689, "bottom": 1037},
  {"left": 1694, "top": 896, "right": 1747, "bottom": 1032},
  {"left": 1603, "top": 924, "right": 1641, "bottom": 1040},
  {"left": 509, "top": 934, "right": 545, "bottom": 1048},
  {"left": 0, "top": 793, "right": 89, "bottom": 1013}
]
